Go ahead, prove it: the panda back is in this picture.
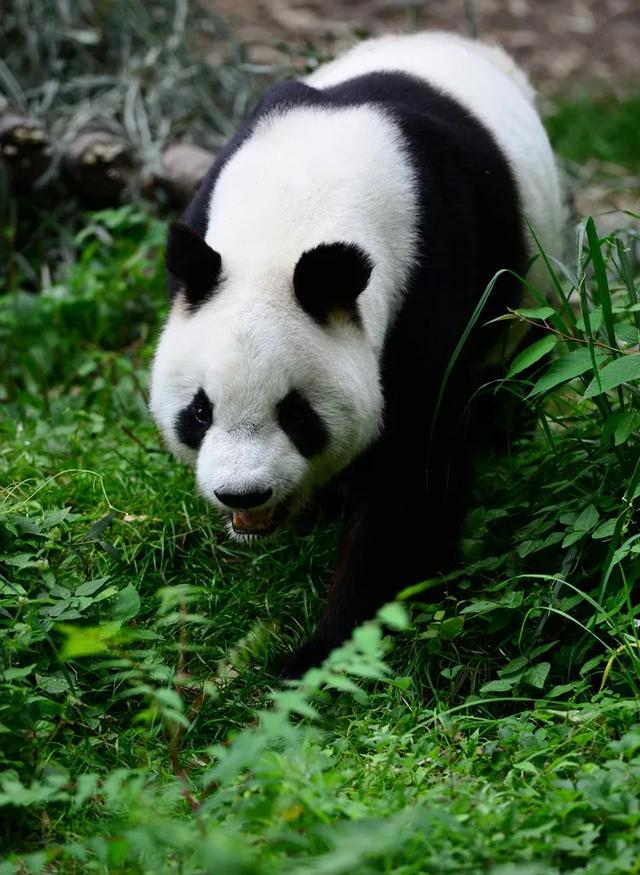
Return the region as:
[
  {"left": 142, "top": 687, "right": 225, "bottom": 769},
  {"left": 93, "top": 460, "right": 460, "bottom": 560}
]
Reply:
[
  {"left": 306, "top": 31, "right": 564, "bottom": 270},
  {"left": 180, "top": 32, "right": 561, "bottom": 373}
]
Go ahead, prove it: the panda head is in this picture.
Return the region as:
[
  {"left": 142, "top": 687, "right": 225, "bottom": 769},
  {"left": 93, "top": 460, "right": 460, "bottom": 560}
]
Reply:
[{"left": 149, "top": 222, "right": 383, "bottom": 540}]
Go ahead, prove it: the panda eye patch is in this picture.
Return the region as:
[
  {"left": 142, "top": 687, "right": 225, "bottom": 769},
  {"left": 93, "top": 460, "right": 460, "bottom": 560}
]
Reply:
[
  {"left": 276, "top": 390, "right": 328, "bottom": 458},
  {"left": 176, "top": 388, "right": 213, "bottom": 449}
]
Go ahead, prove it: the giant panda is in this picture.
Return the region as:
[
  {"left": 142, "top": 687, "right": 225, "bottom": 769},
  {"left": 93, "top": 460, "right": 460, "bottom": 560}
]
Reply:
[{"left": 149, "top": 31, "right": 564, "bottom": 677}]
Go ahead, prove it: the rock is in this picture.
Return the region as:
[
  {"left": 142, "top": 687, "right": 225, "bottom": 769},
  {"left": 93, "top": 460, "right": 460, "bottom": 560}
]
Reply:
[{"left": 156, "top": 143, "right": 216, "bottom": 203}]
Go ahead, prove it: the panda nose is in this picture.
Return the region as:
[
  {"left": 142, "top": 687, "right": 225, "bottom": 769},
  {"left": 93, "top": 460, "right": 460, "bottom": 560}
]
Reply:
[{"left": 214, "top": 488, "right": 273, "bottom": 509}]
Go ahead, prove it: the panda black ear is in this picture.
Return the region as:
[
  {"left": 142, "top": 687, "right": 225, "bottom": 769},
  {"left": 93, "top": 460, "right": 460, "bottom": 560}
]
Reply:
[
  {"left": 293, "top": 242, "right": 373, "bottom": 324},
  {"left": 166, "top": 222, "right": 222, "bottom": 310}
]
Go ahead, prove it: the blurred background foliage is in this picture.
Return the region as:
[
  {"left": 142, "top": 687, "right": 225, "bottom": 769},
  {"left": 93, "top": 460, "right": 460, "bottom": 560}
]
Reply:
[{"left": 0, "top": 0, "right": 260, "bottom": 171}]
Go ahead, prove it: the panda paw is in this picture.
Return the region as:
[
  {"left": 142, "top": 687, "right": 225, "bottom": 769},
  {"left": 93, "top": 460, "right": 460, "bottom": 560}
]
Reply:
[{"left": 280, "top": 638, "right": 331, "bottom": 680}]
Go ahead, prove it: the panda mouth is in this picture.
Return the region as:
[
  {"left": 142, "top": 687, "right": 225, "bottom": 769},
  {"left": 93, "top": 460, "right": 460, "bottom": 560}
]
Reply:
[{"left": 229, "top": 506, "right": 278, "bottom": 537}]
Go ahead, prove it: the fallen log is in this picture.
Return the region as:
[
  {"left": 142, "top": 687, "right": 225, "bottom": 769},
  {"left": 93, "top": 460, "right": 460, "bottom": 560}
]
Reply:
[
  {"left": 0, "top": 113, "right": 51, "bottom": 190},
  {"left": 1, "top": 106, "right": 215, "bottom": 206},
  {"left": 62, "top": 131, "right": 138, "bottom": 204}
]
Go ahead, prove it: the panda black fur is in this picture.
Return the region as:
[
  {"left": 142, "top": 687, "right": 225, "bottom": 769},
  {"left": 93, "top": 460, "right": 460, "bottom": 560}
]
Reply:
[{"left": 150, "top": 32, "right": 563, "bottom": 677}]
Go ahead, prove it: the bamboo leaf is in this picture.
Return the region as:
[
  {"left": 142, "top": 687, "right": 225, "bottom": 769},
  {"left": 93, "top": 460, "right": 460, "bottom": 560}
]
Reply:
[
  {"left": 583, "top": 354, "right": 640, "bottom": 399},
  {"left": 512, "top": 306, "right": 556, "bottom": 320},
  {"left": 585, "top": 217, "right": 617, "bottom": 349},
  {"left": 528, "top": 347, "right": 607, "bottom": 397},
  {"left": 506, "top": 335, "right": 557, "bottom": 379}
]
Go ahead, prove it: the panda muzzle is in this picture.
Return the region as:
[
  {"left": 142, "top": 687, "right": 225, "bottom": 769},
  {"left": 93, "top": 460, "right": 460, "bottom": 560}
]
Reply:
[{"left": 231, "top": 507, "right": 276, "bottom": 534}]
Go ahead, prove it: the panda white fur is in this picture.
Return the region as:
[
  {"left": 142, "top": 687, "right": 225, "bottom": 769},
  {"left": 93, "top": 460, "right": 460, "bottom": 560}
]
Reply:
[{"left": 150, "top": 31, "right": 564, "bottom": 676}]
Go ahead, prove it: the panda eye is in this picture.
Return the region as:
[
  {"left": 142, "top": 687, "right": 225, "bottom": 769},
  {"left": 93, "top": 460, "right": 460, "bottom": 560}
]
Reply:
[{"left": 192, "top": 400, "right": 211, "bottom": 425}]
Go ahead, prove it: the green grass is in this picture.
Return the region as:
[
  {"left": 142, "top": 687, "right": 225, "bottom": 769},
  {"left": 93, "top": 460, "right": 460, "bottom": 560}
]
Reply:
[
  {"left": 1, "top": 99, "right": 640, "bottom": 874},
  {"left": 546, "top": 92, "right": 640, "bottom": 169}
]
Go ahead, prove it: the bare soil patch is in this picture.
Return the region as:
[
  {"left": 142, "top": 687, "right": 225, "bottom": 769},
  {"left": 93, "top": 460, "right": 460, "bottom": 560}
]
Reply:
[{"left": 208, "top": 0, "right": 640, "bottom": 95}]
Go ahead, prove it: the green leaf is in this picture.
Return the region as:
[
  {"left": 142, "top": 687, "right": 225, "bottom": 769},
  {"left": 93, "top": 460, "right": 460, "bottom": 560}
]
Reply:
[
  {"left": 75, "top": 576, "right": 110, "bottom": 597},
  {"left": 524, "top": 662, "right": 550, "bottom": 689},
  {"left": 499, "top": 656, "right": 529, "bottom": 677},
  {"left": 480, "top": 678, "right": 515, "bottom": 694},
  {"left": 440, "top": 616, "right": 464, "bottom": 640},
  {"left": 40, "top": 507, "right": 73, "bottom": 529},
  {"left": 528, "top": 347, "right": 607, "bottom": 397},
  {"left": 499, "top": 591, "right": 524, "bottom": 609},
  {"left": 98, "top": 540, "right": 122, "bottom": 561},
  {"left": 154, "top": 688, "right": 184, "bottom": 712},
  {"left": 546, "top": 683, "right": 578, "bottom": 697},
  {"left": 575, "top": 307, "right": 603, "bottom": 333},
  {"left": 513, "top": 306, "right": 556, "bottom": 320},
  {"left": 583, "top": 354, "right": 640, "bottom": 399},
  {"left": 352, "top": 624, "right": 383, "bottom": 656},
  {"left": 377, "top": 602, "right": 409, "bottom": 630},
  {"left": 614, "top": 324, "right": 640, "bottom": 346},
  {"left": 528, "top": 640, "right": 558, "bottom": 659},
  {"left": 441, "top": 665, "right": 464, "bottom": 680},
  {"left": 562, "top": 529, "right": 587, "bottom": 548},
  {"left": 59, "top": 623, "right": 121, "bottom": 658},
  {"left": 113, "top": 584, "right": 141, "bottom": 621},
  {"left": 592, "top": 519, "right": 617, "bottom": 540},
  {"left": 48, "top": 582, "right": 72, "bottom": 599},
  {"left": 581, "top": 655, "right": 605, "bottom": 676},
  {"left": 506, "top": 335, "right": 557, "bottom": 379},
  {"left": 516, "top": 539, "right": 543, "bottom": 558},
  {"left": 460, "top": 600, "right": 500, "bottom": 615},
  {"left": 585, "top": 217, "right": 616, "bottom": 348},
  {"left": 573, "top": 504, "right": 600, "bottom": 532},
  {"left": 83, "top": 513, "right": 115, "bottom": 540},
  {"left": 73, "top": 774, "right": 99, "bottom": 808},
  {"left": 35, "top": 673, "right": 70, "bottom": 694},
  {"left": 93, "top": 586, "right": 118, "bottom": 603},
  {"left": 3, "top": 664, "right": 36, "bottom": 681},
  {"left": 602, "top": 411, "right": 640, "bottom": 446},
  {"left": 1, "top": 553, "right": 39, "bottom": 569},
  {"left": 513, "top": 760, "right": 538, "bottom": 775}
]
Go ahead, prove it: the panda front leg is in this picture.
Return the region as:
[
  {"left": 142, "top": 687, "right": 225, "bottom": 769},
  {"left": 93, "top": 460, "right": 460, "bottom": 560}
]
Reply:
[
  {"left": 281, "top": 458, "right": 466, "bottom": 678},
  {"left": 281, "top": 502, "right": 391, "bottom": 678},
  {"left": 282, "top": 432, "right": 472, "bottom": 678}
]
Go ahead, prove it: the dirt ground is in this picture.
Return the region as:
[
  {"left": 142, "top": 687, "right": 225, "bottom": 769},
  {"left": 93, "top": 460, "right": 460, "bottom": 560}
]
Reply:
[
  {"left": 205, "top": 0, "right": 639, "bottom": 232},
  {"left": 211, "top": 0, "right": 640, "bottom": 95}
]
